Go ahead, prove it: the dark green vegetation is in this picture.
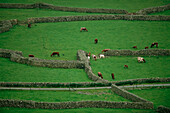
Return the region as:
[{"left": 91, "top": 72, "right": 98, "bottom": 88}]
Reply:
[
  {"left": 0, "top": 0, "right": 169, "bottom": 12},
  {"left": 0, "top": 89, "right": 129, "bottom": 102},
  {"left": 0, "top": 107, "right": 156, "bottom": 113},
  {"left": 129, "top": 88, "right": 170, "bottom": 108},
  {"left": 91, "top": 56, "right": 170, "bottom": 81},
  {"left": 0, "top": 58, "right": 91, "bottom": 82},
  {"left": 0, "top": 20, "right": 170, "bottom": 60}
]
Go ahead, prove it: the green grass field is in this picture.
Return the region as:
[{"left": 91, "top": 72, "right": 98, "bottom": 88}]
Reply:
[
  {"left": 0, "top": 58, "right": 91, "bottom": 82},
  {"left": 0, "top": 89, "right": 129, "bottom": 102},
  {"left": 0, "top": 0, "right": 169, "bottom": 12},
  {"left": 129, "top": 88, "right": 170, "bottom": 108},
  {"left": 0, "top": 20, "right": 169, "bottom": 60},
  {"left": 0, "top": 107, "right": 156, "bottom": 113},
  {"left": 91, "top": 56, "right": 170, "bottom": 81}
]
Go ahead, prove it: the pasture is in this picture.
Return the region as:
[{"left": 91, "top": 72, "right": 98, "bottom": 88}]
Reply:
[
  {"left": 0, "top": 20, "right": 169, "bottom": 60},
  {"left": 129, "top": 88, "right": 170, "bottom": 108},
  {"left": 0, "top": 89, "right": 129, "bottom": 102},
  {"left": 0, "top": 0, "right": 170, "bottom": 112},
  {"left": 91, "top": 56, "right": 170, "bottom": 81},
  {"left": 0, "top": 0, "right": 169, "bottom": 12}
]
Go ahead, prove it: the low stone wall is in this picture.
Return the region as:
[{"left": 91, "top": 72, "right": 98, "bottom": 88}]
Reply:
[
  {"left": 0, "top": 99, "right": 153, "bottom": 109},
  {"left": 77, "top": 50, "right": 108, "bottom": 82},
  {"left": 27, "top": 15, "right": 170, "bottom": 24},
  {"left": 104, "top": 49, "right": 170, "bottom": 56},
  {"left": 0, "top": 48, "right": 84, "bottom": 69},
  {"left": 0, "top": 19, "right": 18, "bottom": 33},
  {"left": 111, "top": 84, "right": 151, "bottom": 103},
  {"left": 137, "top": 4, "right": 170, "bottom": 15},
  {"left": 0, "top": 3, "right": 128, "bottom": 14},
  {"left": 114, "top": 77, "right": 170, "bottom": 86},
  {"left": 157, "top": 105, "right": 170, "bottom": 113},
  {"left": 0, "top": 82, "right": 112, "bottom": 88}
]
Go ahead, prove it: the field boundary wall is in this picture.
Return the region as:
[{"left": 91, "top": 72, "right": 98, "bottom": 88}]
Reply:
[
  {"left": 104, "top": 49, "right": 170, "bottom": 56},
  {"left": 0, "top": 3, "right": 128, "bottom": 14},
  {"left": 0, "top": 99, "right": 153, "bottom": 109},
  {"left": 157, "top": 105, "right": 170, "bottom": 113},
  {"left": 0, "top": 48, "right": 84, "bottom": 69},
  {"left": 136, "top": 4, "right": 170, "bottom": 15}
]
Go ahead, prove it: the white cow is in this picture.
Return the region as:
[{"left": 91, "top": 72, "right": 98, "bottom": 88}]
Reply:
[
  {"left": 137, "top": 57, "right": 146, "bottom": 63},
  {"left": 99, "top": 54, "right": 105, "bottom": 58}
]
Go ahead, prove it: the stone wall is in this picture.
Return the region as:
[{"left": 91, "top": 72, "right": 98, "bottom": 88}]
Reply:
[
  {"left": 0, "top": 48, "right": 84, "bottom": 69},
  {"left": 0, "top": 19, "right": 18, "bottom": 33},
  {"left": 0, "top": 99, "right": 153, "bottom": 109},
  {"left": 157, "top": 105, "right": 170, "bottom": 113},
  {"left": 0, "top": 3, "right": 128, "bottom": 14},
  {"left": 114, "top": 77, "right": 170, "bottom": 86},
  {"left": 104, "top": 49, "right": 170, "bottom": 56},
  {"left": 27, "top": 15, "right": 170, "bottom": 24},
  {"left": 77, "top": 50, "right": 108, "bottom": 82},
  {"left": 111, "top": 84, "right": 151, "bottom": 103},
  {"left": 136, "top": 4, "right": 170, "bottom": 15}
]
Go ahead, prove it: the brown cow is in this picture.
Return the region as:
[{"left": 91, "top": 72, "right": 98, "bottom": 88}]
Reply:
[
  {"left": 145, "top": 47, "right": 149, "bottom": 49},
  {"left": 133, "top": 46, "right": 137, "bottom": 49},
  {"left": 124, "top": 65, "right": 128, "bottom": 69},
  {"left": 51, "top": 52, "right": 60, "bottom": 57},
  {"left": 102, "top": 49, "right": 110, "bottom": 53},
  {"left": 151, "top": 42, "right": 158, "bottom": 48},
  {"left": 94, "top": 39, "right": 98, "bottom": 44},
  {"left": 111, "top": 73, "right": 115, "bottom": 79},
  {"left": 29, "top": 54, "right": 34, "bottom": 57},
  {"left": 80, "top": 27, "right": 88, "bottom": 32},
  {"left": 98, "top": 72, "right": 103, "bottom": 79},
  {"left": 28, "top": 23, "right": 31, "bottom": 28}
]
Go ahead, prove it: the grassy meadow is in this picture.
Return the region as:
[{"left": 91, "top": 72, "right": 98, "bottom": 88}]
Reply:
[
  {"left": 91, "top": 56, "right": 170, "bottom": 81},
  {"left": 0, "top": 89, "right": 129, "bottom": 102},
  {"left": 0, "top": 20, "right": 169, "bottom": 60},
  {"left": 0, "top": 107, "right": 156, "bottom": 113},
  {"left": 0, "top": 0, "right": 169, "bottom": 12},
  {"left": 0, "top": 57, "right": 91, "bottom": 82},
  {"left": 129, "top": 88, "right": 170, "bottom": 108}
]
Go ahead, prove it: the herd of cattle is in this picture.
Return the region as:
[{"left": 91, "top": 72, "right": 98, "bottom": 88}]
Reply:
[{"left": 27, "top": 25, "right": 159, "bottom": 80}]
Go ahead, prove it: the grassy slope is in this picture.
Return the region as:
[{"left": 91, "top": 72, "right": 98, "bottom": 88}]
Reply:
[
  {"left": 0, "top": 89, "right": 129, "bottom": 102},
  {"left": 0, "top": 8, "right": 112, "bottom": 21},
  {"left": 91, "top": 56, "right": 170, "bottom": 81},
  {"left": 0, "top": 107, "right": 156, "bottom": 113},
  {"left": 0, "top": 58, "right": 91, "bottom": 82},
  {"left": 0, "top": 0, "right": 169, "bottom": 12},
  {"left": 129, "top": 88, "right": 170, "bottom": 108},
  {"left": 0, "top": 20, "right": 170, "bottom": 60}
]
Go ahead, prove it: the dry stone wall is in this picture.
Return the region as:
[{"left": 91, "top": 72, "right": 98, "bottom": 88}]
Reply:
[
  {"left": 157, "top": 105, "right": 170, "bottom": 113},
  {"left": 77, "top": 50, "right": 108, "bottom": 82},
  {"left": 104, "top": 49, "right": 170, "bottom": 56},
  {"left": 0, "top": 3, "right": 128, "bottom": 14},
  {"left": 0, "top": 99, "right": 153, "bottom": 109},
  {"left": 27, "top": 15, "right": 170, "bottom": 24},
  {"left": 136, "top": 4, "right": 170, "bottom": 15},
  {"left": 0, "top": 48, "right": 84, "bottom": 69}
]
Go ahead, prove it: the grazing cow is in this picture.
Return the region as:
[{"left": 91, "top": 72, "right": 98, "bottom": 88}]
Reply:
[
  {"left": 133, "top": 46, "right": 137, "bottom": 49},
  {"left": 124, "top": 65, "right": 128, "bottom": 69},
  {"left": 51, "top": 52, "right": 60, "bottom": 57},
  {"left": 94, "top": 39, "right": 98, "bottom": 44},
  {"left": 88, "top": 52, "right": 91, "bottom": 57},
  {"left": 137, "top": 57, "right": 146, "bottom": 63},
  {"left": 111, "top": 73, "right": 115, "bottom": 79},
  {"left": 102, "top": 49, "right": 110, "bottom": 53},
  {"left": 28, "top": 23, "right": 31, "bottom": 28},
  {"left": 98, "top": 72, "right": 103, "bottom": 79},
  {"left": 151, "top": 42, "right": 158, "bottom": 48},
  {"left": 92, "top": 54, "right": 97, "bottom": 61},
  {"left": 29, "top": 54, "right": 34, "bottom": 57},
  {"left": 99, "top": 54, "right": 105, "bottom": 58},
  {"left": 80, "top": 27, "right": 88, "bottom": 32},
  {"left": 145, "top": 47, "right": 149, "bottom": 49}
]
